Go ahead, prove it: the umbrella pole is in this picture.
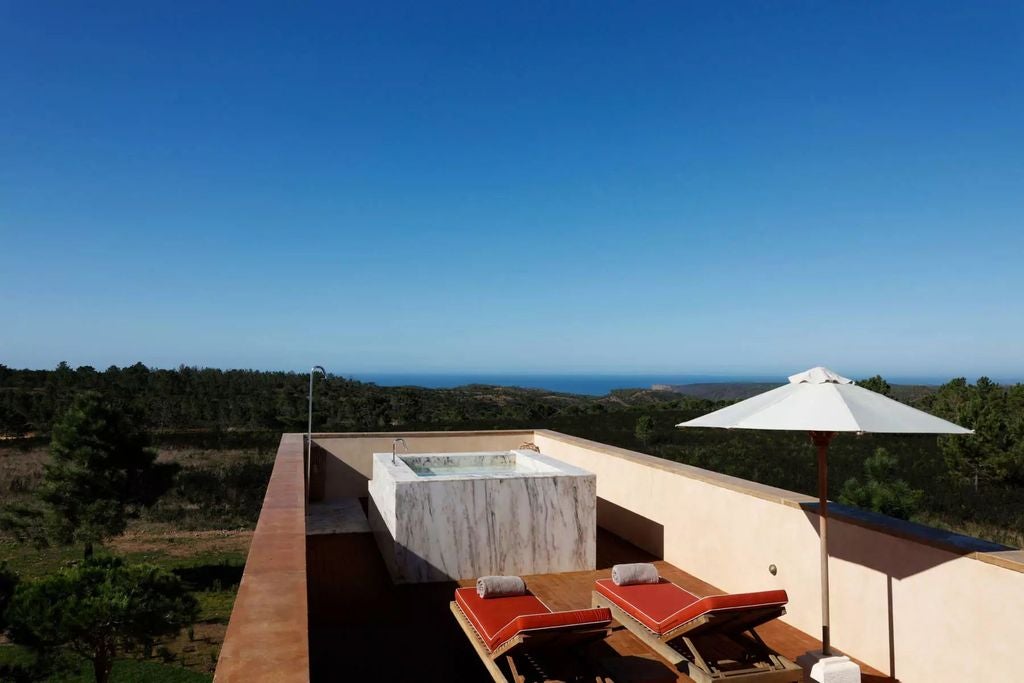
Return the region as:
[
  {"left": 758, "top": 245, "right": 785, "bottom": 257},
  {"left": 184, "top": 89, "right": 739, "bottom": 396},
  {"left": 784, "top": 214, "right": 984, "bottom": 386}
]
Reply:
[{"left": 811, "top": 430, "right": 836, "bottom": 656}]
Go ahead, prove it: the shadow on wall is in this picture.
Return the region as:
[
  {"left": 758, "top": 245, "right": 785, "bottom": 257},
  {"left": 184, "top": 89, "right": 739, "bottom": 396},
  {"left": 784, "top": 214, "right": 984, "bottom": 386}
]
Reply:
[
  {"left": 801, "top": 502, "right": 1010, "bottom": 681},
  {"left": 596, "top": 497, "right": 664, "bottom": 564},
  {"left": 308, "top": 442, "right": 328, "bottom": 502},
  {"left": 312, "top": 442, "right": 371, "bottom": 500}
]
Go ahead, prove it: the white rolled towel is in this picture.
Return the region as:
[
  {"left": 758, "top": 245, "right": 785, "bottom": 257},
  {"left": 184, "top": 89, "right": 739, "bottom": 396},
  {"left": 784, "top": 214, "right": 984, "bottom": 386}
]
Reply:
[
  {"left": 611, "top": 563, "right": 660, "bottom": 586},
  {"left": 476, "top": 575, "right": 527, "bottom": 599}
]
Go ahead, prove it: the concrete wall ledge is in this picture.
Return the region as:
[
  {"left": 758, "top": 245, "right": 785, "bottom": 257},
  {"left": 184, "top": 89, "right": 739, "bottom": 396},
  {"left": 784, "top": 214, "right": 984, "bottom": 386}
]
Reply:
[
  {"left": 215, "top": 433, "right": 309, "bottom": 683},
  {"left": 311, "top": 429, "right": 535, "bottom": 440},
  {"left": 312, "top": 428, "right": 1023, "bottom": 574},
  {"left": 533, "top": 429, "right": 1024, "bottom": 574}
]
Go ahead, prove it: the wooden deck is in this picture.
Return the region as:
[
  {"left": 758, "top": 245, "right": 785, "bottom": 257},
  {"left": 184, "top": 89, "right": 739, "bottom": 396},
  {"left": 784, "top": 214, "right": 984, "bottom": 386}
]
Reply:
[{"left": 308, "top": 526, "right": 891, "bottom": 682}]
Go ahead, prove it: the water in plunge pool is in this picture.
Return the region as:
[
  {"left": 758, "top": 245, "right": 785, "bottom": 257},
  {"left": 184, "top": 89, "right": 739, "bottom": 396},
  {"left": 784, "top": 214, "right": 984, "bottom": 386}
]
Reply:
[
  {"left": 399, "top": 452, "right": 551, "bottom": 478},
  {"left": 409, "top": 463, "right": 523, "bottom": 477}
]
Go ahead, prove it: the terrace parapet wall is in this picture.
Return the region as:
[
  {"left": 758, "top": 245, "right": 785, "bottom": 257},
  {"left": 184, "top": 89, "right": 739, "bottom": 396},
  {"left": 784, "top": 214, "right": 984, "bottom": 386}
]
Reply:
[
  {"left": 220, "top": 429, "right": 1024, "bottom": 683},
  {"left": 214, "top": 433, "right": 308, "bottom": 682}
]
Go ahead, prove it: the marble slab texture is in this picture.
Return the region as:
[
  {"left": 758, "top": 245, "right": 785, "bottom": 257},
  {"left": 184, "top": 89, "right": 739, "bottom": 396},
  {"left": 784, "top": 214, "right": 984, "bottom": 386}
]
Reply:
[{"left": 368, "top": 450, "right": 596, "bottom": 583}]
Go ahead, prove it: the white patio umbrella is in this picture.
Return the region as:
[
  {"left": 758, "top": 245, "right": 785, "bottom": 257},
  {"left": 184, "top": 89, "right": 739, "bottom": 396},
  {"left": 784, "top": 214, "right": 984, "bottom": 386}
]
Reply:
[{"left": 677, "top": 366, "right": 971, "bottom": 656}]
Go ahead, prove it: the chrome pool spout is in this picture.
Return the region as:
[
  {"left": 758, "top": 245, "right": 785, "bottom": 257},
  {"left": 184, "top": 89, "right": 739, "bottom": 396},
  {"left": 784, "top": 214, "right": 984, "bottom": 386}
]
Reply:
[{"left": 392, "top": 437, "right": 408, "bottom": 465}]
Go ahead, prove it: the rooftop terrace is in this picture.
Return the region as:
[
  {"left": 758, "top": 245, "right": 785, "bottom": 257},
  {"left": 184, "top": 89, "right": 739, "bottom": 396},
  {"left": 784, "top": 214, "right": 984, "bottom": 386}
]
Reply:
[{"left": 215, "top": 430, "right": 1024, "bottom": 683}]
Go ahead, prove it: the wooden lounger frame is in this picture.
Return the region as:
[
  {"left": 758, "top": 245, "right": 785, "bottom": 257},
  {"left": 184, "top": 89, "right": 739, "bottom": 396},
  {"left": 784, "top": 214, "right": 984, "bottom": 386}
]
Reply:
[
  {"left": 591, "top": 591, "right": 802, "bottom": 683},
  {"left": 450, "top": 601, "right": 612, "bottom": 683}
]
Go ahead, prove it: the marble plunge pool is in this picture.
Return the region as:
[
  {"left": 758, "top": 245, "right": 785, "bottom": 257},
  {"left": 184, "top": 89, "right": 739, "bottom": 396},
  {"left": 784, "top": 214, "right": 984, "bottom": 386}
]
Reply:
[{"left": 367, "top": 449, "right": 596, "bottom": 583}]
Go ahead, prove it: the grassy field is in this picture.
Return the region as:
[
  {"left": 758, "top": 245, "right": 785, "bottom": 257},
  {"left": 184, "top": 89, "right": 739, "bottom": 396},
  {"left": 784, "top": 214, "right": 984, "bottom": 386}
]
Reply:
[
  {"left": 0, "top": 445, "right": 269, "bottom": 681},
  {"left": 0, "top": 647, "right": 212, "bottom": 682},
  {"left": 0, "top": 526, "right": 251, "bottom": 681}
]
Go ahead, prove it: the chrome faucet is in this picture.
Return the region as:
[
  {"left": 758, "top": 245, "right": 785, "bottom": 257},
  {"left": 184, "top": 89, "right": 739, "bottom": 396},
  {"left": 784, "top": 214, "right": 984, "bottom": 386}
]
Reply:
[{"left": 392, "top": 437, "right": 408, "bottom": 465}]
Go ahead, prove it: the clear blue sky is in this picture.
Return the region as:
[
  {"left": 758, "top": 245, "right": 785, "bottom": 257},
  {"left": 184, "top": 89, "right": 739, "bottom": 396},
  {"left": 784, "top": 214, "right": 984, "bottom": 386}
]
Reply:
[{"left": 2, "top": 2, "right": 1022, "bottom": 379}]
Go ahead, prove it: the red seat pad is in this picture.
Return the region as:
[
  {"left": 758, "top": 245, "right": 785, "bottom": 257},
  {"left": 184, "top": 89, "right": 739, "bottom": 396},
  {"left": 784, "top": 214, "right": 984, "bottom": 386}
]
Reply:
[
  {"left": 595, "top": 579, "right": 787, "bottom": 636},
  {"left": 455, "top": 587, "right": 612, "bottom": 652}
]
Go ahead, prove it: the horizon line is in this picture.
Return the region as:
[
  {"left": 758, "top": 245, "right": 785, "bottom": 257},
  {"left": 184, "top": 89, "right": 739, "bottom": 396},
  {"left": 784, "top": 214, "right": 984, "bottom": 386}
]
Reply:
[{"left": 3, "top": 363, "right": 1021, "bottom": 385}]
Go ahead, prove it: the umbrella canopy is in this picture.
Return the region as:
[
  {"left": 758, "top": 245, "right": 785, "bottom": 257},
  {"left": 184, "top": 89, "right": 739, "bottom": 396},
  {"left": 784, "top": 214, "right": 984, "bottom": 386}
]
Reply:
[
  {"left": 677, "top": 366, "right": 971, "bottom": 658},
  {"left": 679, "top": 366, "right": 972, "bottom": 434}
]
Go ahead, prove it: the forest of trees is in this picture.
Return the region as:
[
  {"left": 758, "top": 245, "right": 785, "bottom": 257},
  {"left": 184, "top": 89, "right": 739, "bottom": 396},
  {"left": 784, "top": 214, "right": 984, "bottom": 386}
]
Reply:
[
  {"left": 0, "top": 362, "right": 630, "bottom": 437},
  {"left": 1, "top": 362, "right": 1022, "bottom": 545},
  {"left": 0, "top": 393, "right": 202, "bottom": 683}
]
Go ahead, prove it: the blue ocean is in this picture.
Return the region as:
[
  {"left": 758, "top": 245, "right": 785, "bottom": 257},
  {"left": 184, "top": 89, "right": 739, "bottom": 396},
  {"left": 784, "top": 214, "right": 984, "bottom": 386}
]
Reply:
[
  {"left": 343, "top": 372, "right": 969, "bottom": 396},
  {"left": 345, "top": 373, "right": 783, "bottom": 396}
]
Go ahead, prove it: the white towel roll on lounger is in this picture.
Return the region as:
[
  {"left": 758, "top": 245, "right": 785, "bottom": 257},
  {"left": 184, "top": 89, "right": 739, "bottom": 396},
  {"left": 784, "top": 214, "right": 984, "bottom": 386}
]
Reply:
[
  {"left": 476, "top": 575, "right": 527, "bottom": 598},
  {"left": 611, "top": 563, "right": 660, "bottom": 586}
]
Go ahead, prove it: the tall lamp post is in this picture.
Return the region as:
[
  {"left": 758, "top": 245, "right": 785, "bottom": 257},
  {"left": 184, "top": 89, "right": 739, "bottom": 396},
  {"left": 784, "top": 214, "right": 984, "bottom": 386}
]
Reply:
[{"left": 307, "top": 366, "right": 326, "bottom": 510}]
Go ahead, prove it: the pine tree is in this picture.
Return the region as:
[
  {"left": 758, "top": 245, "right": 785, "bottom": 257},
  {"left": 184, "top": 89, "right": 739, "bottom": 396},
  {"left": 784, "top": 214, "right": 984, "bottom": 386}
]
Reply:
[
  {"left": 5, "top": 558, "right": 198, "bottom": 683},
  {"left": 39, "top": 392, "right": 173, "bottom": 558}
]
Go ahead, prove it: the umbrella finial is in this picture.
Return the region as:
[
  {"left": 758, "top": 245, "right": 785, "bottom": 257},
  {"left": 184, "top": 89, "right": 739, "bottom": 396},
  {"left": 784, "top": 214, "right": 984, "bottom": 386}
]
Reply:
[{"left": 788, "top": 366, "right": 853, "bottom": 385}]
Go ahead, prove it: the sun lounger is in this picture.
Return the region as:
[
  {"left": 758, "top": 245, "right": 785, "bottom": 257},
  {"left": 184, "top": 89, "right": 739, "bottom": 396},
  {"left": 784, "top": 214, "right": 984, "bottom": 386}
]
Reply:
[
  {"left": 451, "top": 586, "right": 613, "bottom": 683},
  {"left": 592, "top": 576, "right": 802, "bottom": 683}
]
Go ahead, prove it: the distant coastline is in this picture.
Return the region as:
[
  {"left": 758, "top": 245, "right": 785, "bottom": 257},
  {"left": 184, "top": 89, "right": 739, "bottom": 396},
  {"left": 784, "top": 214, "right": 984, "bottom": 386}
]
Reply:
[{"left": 344, "top": 373, "right": 961, "bottom": 397}]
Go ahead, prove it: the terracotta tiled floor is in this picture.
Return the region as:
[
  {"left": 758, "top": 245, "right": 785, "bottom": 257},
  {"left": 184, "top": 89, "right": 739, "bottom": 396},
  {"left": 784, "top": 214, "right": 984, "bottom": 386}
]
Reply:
[{"left": 307, "top": 526, "right": 891, "bottom": 682}]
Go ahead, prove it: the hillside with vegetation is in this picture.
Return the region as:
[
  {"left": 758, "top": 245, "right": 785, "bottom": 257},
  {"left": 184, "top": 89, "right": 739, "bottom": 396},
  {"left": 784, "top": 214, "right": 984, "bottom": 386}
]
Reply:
[
  {"left": 1, "top": 363, "right": 1022, "bottom": 680},
  {"left": 655, "top": 381, "right": 938, "bottom": 403}
]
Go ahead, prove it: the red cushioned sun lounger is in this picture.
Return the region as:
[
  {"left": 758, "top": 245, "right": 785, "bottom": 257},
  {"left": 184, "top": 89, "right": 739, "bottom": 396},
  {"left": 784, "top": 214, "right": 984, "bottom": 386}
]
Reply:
[
  {"left": 592, "top": 578, "right": 802, "bottom": 683},
  {"left": 451, "top": 586, "right": 613, "bottom": 683}
]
